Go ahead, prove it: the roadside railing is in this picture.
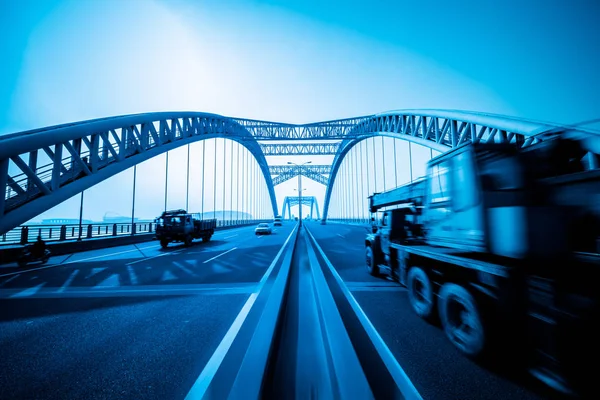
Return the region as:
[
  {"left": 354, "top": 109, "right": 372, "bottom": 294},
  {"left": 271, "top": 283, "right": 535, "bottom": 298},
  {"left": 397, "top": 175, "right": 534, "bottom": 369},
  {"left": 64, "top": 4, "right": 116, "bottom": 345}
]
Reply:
[
  {"left": 326, "top": 218, "right": 371, "bottom": 225},
  {"left": 0, "top": 219, "right": 271, "bottom": 246}
]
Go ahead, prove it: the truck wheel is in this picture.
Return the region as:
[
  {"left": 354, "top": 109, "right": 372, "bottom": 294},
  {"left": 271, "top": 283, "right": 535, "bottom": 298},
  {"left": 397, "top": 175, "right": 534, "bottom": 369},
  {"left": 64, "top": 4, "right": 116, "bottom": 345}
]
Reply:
[
  {"left": 184, "top": 234, "right": 192, "bottom": 246},
  {"left": 160, "top": 239, "right": 169, "bottom": 249},
  {"left": 438, "top": 283, "right": 486, "bottom": 359},
  {"left": 407, "top": 267, "right": 435, "bottom": 320},
  {"left": 203, "top": 234, "right": 212, "bottom": 242},
  {"left": 366, "top": 246, "right": 379, "bottom": 276}
]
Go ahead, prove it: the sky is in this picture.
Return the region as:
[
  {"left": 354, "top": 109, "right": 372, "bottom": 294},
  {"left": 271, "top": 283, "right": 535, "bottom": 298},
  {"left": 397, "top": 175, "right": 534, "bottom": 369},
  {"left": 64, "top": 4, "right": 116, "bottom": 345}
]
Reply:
[{"left": 1, "top": 0, "right": 599, "bottom": 222}]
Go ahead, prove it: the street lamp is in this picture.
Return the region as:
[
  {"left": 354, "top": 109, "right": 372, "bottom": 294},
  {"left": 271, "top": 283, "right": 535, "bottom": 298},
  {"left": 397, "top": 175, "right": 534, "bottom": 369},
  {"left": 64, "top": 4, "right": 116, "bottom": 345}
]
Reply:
[{"left": 287, "top": 161, "right": 311, "bottom": 226}]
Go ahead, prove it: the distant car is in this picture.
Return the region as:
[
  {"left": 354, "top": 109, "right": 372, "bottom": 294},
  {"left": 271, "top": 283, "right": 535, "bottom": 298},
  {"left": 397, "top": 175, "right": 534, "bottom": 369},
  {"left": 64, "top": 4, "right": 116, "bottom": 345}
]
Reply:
[
  {"left": 255, "top": 223, "right": 272, "bottom": 235},
  {"left": 273, "top": 219, "right": 282, "bottom": 226}
]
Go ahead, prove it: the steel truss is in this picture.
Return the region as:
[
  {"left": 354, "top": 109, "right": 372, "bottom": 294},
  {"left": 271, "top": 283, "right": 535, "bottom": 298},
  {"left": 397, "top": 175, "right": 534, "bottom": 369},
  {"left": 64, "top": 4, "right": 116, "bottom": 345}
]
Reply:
[
  {"left": 260, "top": 143, "right": 340, "bottom": 156},
  {"left": 269, "top": 165, "right": 330, "bottom": 186},
  {"left": 0, "top": 113, "right": 278, "bottom": 234},
  {"left": 2, "top": 109, "right": 597, "bottom": 233},
  {"left": 281, "top": 196, "right": 320, "bottom": 220}
]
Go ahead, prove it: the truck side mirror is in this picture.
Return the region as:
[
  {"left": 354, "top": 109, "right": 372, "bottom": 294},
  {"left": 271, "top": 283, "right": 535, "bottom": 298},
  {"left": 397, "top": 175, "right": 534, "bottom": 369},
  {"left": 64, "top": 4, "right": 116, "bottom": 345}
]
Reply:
[{"left": 372, "top": 225, "right": 378, "bottom": 233}]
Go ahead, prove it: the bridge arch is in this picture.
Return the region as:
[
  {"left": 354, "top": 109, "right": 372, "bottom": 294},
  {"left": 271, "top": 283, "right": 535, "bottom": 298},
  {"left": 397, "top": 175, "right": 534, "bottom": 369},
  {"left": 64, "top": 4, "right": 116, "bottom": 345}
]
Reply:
[
  {"left": 321, "top": 109, "right": 584, "bottom": 221},
  {"left": 0, "top": 112, "right": 278, "bottom": 234}
]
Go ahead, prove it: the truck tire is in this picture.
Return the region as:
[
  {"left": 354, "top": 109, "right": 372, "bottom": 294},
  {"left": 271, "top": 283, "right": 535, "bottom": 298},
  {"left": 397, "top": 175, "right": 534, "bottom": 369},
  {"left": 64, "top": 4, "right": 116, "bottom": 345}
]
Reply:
[
  {"left": 160, "top": 239, "right": 169, "bottom": 249},
  {"left": 203, "top": 234, "right": 212, "bottom": 242},
  {"left": 184, "top": 234, "right": 192, "bottom": 246},
  {"left": 366, "top": 246, "right": 379, "bottom": 276},
  {"left": 438, "top": 283, "right": 486, "bottom": 359},
  {"left": 407, "top": 267, "right": 435, "bottom": 320}
]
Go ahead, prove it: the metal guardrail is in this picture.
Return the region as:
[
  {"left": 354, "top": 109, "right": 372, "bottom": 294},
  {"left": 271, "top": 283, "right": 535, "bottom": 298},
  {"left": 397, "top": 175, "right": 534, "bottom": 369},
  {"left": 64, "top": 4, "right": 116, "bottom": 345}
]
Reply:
[
  {"left": 186, "top": 223, "right": 421, "bottom": 399},
  {"left": 326, "top": 218, "right": 371, "bottom": 224},
  {"left": 0, "top": 219, "right": 271, "bottom": 246}
]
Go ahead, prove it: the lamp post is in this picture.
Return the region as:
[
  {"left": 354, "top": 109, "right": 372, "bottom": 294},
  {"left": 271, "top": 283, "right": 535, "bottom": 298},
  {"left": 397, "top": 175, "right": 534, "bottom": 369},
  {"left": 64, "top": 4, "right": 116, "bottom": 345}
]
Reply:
[{"left": 288, "top": 161, "right": 311, "bottom": 226}]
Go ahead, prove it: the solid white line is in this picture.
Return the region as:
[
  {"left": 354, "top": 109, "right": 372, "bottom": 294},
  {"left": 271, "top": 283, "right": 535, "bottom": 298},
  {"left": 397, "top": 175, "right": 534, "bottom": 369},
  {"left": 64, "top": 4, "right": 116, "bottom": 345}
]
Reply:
[
  {"left": 127, "top": 265, "right": 138, "bottom": 285},
  {"left": 0, "top": 273, "right": 21, "bottom": 285},
  {"left": 337, "top": 234, "right": 345, "bottom": 239},
  {"left": 202, "top": 247, "right": 237, "bottom": 263},
  {"left": 223, "top": 234, "right": 238, "bottom": 239},
  {"left": 63, "top": 248, "right": 140, "bottom": 264},
  {"left": 57, "top": 270, "right": 79, "bottom": 293},
  {"left": 0, "top": 284, "right": 258, "bottom": 299},
  {"left": 138, "top": 244, "right": 161, "bottom": 250},
  {"left": 186, "top": 224, "right": 299, "bottom": 399},
  {"left": 0, "top": 244, "right": 180, "bottom": 278},
  {"left": 125, "top": 252, "right": 168, "bottom": 265},
  {"left": 256, "top": 235, "right": 263, "bottom": 239},
  {"left": 0, "top": 264, "right": 58, "bottom": 278}
]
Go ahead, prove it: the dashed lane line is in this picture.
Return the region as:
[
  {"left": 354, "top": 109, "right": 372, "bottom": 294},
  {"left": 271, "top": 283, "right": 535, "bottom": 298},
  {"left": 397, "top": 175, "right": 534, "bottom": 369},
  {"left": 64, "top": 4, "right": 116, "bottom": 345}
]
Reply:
[{"left": 202, "top": 247, "right": 238, "bottom": 264}]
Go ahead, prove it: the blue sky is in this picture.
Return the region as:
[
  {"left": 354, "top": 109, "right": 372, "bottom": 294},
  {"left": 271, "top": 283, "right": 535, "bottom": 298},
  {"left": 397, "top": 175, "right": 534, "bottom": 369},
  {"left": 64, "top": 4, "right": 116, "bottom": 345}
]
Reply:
[{"left": 1, "top": 0, "right": 599, "bottom": 221}]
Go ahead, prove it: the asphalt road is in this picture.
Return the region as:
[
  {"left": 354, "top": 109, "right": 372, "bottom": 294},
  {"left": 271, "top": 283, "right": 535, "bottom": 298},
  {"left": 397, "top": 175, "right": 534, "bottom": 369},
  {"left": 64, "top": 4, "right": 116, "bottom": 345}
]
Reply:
[
  {"left": 0, "top": 223, "right": 294, "bottom": 400},
  {"left": 304, "top": 221, "right": 553, "bottom": 400},
  {"left": 1, "top": 221, "right": 564, "bottom": 399}
]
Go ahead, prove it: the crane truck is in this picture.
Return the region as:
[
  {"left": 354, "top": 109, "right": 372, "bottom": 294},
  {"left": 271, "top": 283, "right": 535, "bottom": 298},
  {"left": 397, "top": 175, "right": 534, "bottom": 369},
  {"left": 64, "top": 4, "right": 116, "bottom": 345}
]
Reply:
[
  {"left": 155, "top": 209, "right": 217, "bottom": 248},
  {"left": 365, "top": 135, "right": 600, "bottom": 396}
]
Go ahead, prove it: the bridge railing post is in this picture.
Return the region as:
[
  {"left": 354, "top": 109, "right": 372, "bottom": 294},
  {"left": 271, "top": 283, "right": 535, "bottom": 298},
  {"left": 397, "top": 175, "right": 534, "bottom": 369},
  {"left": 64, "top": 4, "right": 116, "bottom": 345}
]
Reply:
[
  {"left": 132, "top": 223, "right": 136, "bottom": 235},
  {"left": 20, "top": 226, "right": 28, "bottom": 245},
  {"left": 112, "top": 224, "right": 117, "bottom": 236},
  {"left": 59, "top": 225, "right": 66, "bottom": 241}
]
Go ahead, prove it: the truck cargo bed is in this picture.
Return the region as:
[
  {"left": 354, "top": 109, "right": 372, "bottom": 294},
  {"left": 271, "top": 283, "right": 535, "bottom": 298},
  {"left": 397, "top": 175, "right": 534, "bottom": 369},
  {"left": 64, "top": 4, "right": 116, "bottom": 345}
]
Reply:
[{"left": 391, "top": 243, "right": 511, "bottom": 277}]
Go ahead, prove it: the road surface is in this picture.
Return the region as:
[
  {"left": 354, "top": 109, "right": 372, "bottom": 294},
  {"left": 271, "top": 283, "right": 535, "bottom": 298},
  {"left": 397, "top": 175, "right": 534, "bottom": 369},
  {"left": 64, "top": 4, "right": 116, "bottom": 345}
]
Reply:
[
  {"left": 1, "top": 222, "right": 558, "bottom": 399},
  {"left": 0, "top": 224, "right": 294, "bottom": 399}
]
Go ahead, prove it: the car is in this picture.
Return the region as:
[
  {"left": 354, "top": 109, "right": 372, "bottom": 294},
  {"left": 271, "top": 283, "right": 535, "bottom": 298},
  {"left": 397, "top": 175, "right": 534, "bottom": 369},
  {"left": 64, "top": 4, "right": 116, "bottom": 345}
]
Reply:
[
  {"left": 273, "top": 219, "right": 282, "bottom": 226},
  {"left": 255, "top": 223, "right": 272, "bottom": 235}
]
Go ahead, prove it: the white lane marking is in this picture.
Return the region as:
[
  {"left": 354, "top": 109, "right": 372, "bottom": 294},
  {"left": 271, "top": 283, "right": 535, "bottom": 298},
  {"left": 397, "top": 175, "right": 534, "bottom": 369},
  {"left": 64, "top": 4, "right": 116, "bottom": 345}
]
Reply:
[
  {"left": 63, "top": 248, "right": 140, "bottom": 264},
  {"left": 10, "top": 283, "right": 45, "bottom": 298},
  {"left": 139, "top": 244, "right": 161, "bottom": 250},
  {"left": 57, "top": 270, "right": 79, "bottom": 293},
  {"left": 0, "top": 264, "right": 58, "bottom": 278},
  {"left": 337, "top": 234, "right": 345, "bottom": 239},
  {"left": 0, "top": 284, "right": 258, "bottom": 299},
  {"left": 0, "top": 273, "right": 21, "bottom": 286},
  {"left": 186, "top": 224, "right": 299, "bottom": 400},
  {"left": 125, "top": 252, "right": 168, "bottom": 265},
  {"left": 256, "top": 235, "right": 264, "bottom": 239},
  {"left": 127, "top": 265, "right": 138, "bottom": 285},
  {"left": 65, "top": 243, "right": 162, "bottom": 265},
  {"left": 223, "top": 234, "right": 238, "bottom": 239},
  {"left": 173, "top": 261, "right": 198, "bottom": 277},
  {"left": 202, "top": 247, "right": 237, "bottom": 264}
]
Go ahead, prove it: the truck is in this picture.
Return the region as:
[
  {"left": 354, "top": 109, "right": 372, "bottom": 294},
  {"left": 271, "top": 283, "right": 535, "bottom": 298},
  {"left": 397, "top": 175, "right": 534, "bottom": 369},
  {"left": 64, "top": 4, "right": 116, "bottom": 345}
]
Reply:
[
  {"left": 365, "top": 135, "right": 600, "bottom": 396},
  {"left": 155, "top": 209, "right": 217, "bottom": 248},
  {"left": 274, "top": 216, "right": 282, "bottom": 226}
]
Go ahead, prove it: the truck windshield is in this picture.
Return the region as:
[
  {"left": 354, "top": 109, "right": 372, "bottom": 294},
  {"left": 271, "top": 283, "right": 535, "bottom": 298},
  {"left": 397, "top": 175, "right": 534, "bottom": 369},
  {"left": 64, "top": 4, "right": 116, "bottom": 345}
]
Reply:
[
  {"left": 429, "top": 161, "right": 451, "bottom": 204},
  {"left": 165, "top": 217, "right": 183, "bottom": 224}
]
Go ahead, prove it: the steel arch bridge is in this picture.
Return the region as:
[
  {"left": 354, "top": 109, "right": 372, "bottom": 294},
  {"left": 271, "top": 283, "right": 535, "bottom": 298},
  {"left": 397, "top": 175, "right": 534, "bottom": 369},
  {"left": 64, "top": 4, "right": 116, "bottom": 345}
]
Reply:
[
  {"left": 281, "top": 196, "right": 320, "bottom": 220},
  {"left": 1, "top": 109, "right": 598, "bottom": 234}
]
